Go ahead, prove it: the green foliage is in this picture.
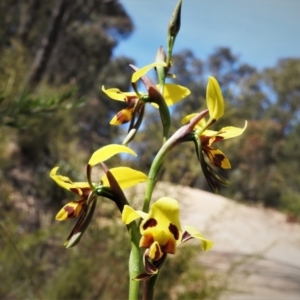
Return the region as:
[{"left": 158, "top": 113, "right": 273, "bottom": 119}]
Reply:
[
  {"left": 0, "top": 1, "right": 137, "bottom": 298},
  {"left": 0, "top": 87, "right": 83, "bottom": 128}
]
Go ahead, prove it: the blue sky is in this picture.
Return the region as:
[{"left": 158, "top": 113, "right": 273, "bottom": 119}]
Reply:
[{"left": 115, "top": 0, "right": 300, "bottom": 70}]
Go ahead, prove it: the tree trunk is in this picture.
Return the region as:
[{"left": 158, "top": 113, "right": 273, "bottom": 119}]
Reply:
[
  {"left": 24, "top": 0, "right": 70, "bottom": 91},
  {"left": 17, "top": 0, "right": 41, "bottom": 45}
]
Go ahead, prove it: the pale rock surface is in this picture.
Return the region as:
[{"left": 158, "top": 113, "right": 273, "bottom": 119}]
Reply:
[{"left": 136, "top": 183, "right": 300, "bottom": 300}]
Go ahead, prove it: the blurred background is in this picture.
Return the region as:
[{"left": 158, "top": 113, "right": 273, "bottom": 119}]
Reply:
[{"left": 0, "top": 0, "right": 299, "bottom": 299}]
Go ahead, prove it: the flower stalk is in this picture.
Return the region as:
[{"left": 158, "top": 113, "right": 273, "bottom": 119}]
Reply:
[
  {"left": 50, "top": 1, "right": 247, "bottom": 299},
  {"left": 143, "top": 109, "right": 209, "bottom": 213}
]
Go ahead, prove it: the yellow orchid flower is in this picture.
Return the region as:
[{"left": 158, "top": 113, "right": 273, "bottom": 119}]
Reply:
[
  {"left": 122, "top": 197, "right": 213, "bottom": 280},
  {"left": 183, "top": 114, "right": 247, "bottom": 169},
  {"left": 181, "top": 77, "right": 247, "bottom": 192},
  {"left": 50, "top": 144, "right": 147, "bottom": 247},
  {"left": 101, "top": 86, "right": 140, "bottom": 125},
  {"left": 199, "top": 122, "right": 248, "bottom": 169},
  {"left": 102, "top": 62, "right": 190, "bottom": 126},
  {"left": 51, "top": 167, "right": 92, "bottom": 221}
]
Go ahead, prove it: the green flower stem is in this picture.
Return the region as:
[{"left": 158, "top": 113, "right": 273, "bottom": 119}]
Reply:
[
  {"left": 143, "top": 109, "right": 209, "bottom": 213},
  {"left": 155, "top": 60, "right": 170, "bottom": 143},
  {"left": 166, "top": 35, "right": 174, "bottom": 67},
  {"left": 142, "top": 136, "right": 175, "bottom": 213},
  {"left": 128, "top": 222, "right": 142, "bottom": 300},
  {"left": 102, "top": 169, "right": 142, "bottom": 300},
  {"left": 156, "top": 65, "right": 166, "bottom": 96},
  {"left": 158, "top": 102, "right": 171, "bottom": 144}
]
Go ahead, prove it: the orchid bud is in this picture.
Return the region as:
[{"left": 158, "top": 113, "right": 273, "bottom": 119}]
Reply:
[{"left": 168, "top": 0, "right": 182, "bottom": 38}]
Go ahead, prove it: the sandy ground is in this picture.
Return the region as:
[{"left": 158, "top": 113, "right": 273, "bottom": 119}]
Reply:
[{"left": 146, "top": 183, "right": 300, "bottom": 300}]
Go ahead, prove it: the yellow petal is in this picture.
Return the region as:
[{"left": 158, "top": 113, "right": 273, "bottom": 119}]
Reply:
[
  {"left": 56, "top": 201, "right": 84, "bottom": 221},
  {"left": 102, "top": 86, "right": 136, "bottom": 101},
  {"left": 50, "top": 166, "right": 59, "bottom": 177},
  {"left": 140, "top": 197, "right": 182, "bottom": 247},
  {"left": 201, "top": 129, "right": 219, "bottom": 137},
  {"left": 206, "top": 76, "right": 224, "bottom": 121},
  {"left": 213, "top": 121, "right": 248, "bottom": 140},
  {"left": 71, "top": 182, "right": 91, "bottom": 189},
  {"left": 109, "top": 108, "right": 134, "bottom": 125},
  {"left": 148, "top": 198, "right": 181, "bottom": 231},
  {"left": 195, "top": 118, "right": 208, "bottom": 130},
  {"left": 205, "top": 147, "right": 231, "bottom": 169},
  {"left": 181, "top": 113, "right": 198, "bottom": 124},
  {"left": 181, "top": 113, "right": 208, "bottom": 130},
  {"left": 132, "top": 61, "right": 167, "bottom": 83},
  {"left": 184, "top": 225, "right": 214, "bottom": 251},
  {"left": 102, "top": 167, "right": 147, "bottom": 189},
  {"left": 50, "top": 167, "right": 81, "bottom": 194},
  {"left": 88, "top": 144, "right": 137, "bottom": 167},
  {"left": 122, "top": 205, "right": 148, "bottom": 224},
  {"left": 158, "top": 83, "right": 190, "bottom": 106}
]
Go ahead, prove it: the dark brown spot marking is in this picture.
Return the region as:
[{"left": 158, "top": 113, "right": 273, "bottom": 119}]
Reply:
[
  {"left": 127, "top": 97, "right": 138, "bottom": 107},
  {"left": 70, "top": 187, "right": 80, "bottom": 195},
  {"left": 200, "top": 135, "right": 210, "bottom": 145},
  {"left": 169, "top": 223, "right": 179, "bottom": 240},
  {"left": 212, "top": 153, "right": 225, "bottom": 167},
  {"left": 64, "top": 206, "right": 75, "bottom": 218},
  {"left": 116, "top": 111, "right": 129, "bottom": 124},
  {"left": 143, "top": 218, "right": 157, "bottom": 230},
  {"left": 81, "top": 188, "right": 92, "bottom": 197},
  {"left": 213, "top": 136, "right": 224, "bottom": 143}
]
